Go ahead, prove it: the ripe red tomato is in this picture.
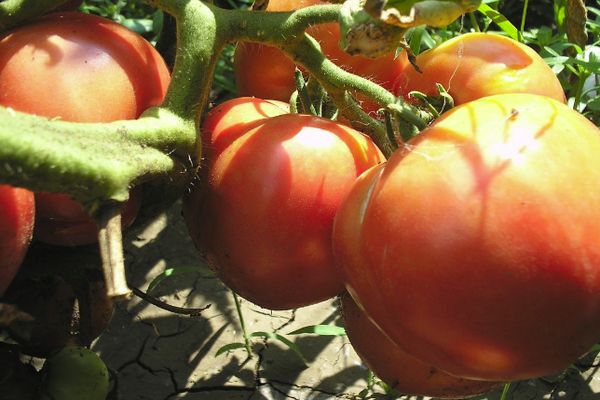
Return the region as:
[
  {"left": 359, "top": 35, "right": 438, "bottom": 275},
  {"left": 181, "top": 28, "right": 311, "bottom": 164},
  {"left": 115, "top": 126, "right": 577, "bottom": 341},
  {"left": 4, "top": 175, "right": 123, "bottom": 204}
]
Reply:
[
  {"left": 394, "top": 32, "right": 566, "bottom": 105},
  {"left": 0, "top": 12, "right": 170, "bottom": 246},
  {"left": 341, "top": 293, "right": 499, "bottom": 398},
  {"left": 201, "top": 96, "right": 289, "bottom": 161},
  {"left": 184, "top": 98, "right": 385, "bottom": 309},
  {"left": 333, "top": 93, "right": 600, "bottom": 381},
  {"left": 0, "top": 185, "right": 34, "bottom": 295},
  {"left": 186, "top": 96, "right": 289, "bottom": 254},
  {"left": 234, "top": 0, "right": 405, "bottom": 114}
]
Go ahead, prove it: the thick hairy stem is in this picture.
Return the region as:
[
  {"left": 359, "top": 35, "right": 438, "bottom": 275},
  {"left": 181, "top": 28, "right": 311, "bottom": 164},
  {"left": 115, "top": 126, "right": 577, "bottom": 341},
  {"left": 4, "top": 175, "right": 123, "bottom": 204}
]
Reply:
[
  {"left": 0, "top": 107, "right": 194, "bottom": 206},
  {"left": 146, "top": 0, "right": 222, "bottom": 126}
]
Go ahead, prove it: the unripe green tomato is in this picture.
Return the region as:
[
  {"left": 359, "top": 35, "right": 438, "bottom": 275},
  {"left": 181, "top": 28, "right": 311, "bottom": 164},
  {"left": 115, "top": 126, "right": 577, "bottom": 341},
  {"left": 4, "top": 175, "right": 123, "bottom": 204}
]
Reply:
[{"left": 42, "top": 347, "right": 109, "bottom": 400}]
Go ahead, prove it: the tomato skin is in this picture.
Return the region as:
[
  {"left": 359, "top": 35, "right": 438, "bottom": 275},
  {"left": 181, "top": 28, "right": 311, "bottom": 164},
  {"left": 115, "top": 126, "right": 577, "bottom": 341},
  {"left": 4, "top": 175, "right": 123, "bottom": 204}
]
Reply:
[
  {"left": 185, "top": 97, "right": 289, "bottom": 248},
  {"left": 234, "top": 0, "right": 405, "bottom": 113},
  {"left": 341, "top": 293, "right": 499, "bottom": 398},
  {"left": 394, "top": 32, "right": 565, "bottom": 105},
  {"left": 0, "top": 12, "right": 170, "bottom": 246},
  {"left": 0, "top": 185, "right": 34, "bottom": 295},
  {"left": 333, "top": 93, "right": 600, "bottom": 381},
  {"left": 184, "top": 101, "right": 385, "bottom": 310},
  {"left": 201, "top": 96, "right": 289, "bottom": 161},
  {"left": 33, "top": 187, "right": 142, "bottom": 247}
]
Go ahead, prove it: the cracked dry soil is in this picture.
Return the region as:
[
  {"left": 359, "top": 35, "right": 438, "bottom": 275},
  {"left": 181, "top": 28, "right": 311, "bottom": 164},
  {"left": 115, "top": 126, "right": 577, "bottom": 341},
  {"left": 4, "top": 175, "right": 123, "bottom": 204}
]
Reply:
[{"left": 94, "top": 202, "right": 600, "bottom": 400}]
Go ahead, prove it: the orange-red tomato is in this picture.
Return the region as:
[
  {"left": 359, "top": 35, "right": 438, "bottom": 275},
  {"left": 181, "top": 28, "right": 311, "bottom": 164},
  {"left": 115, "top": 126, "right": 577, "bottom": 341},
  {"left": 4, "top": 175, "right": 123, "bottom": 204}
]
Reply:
[
  {"left": 234, "top": 0, "right": 405, "bottom": 114},
  {"left": 0, "top": 185, "right": 34, "bottom": 295},
  {"left": 333, "top": 93, "right": 600, "bottom": 381},
  {"left": 201, "top": 96, "right": 289, "bottom": 162},
  {"left": 0, "top": 12, "right": 170, "bottom": 246},
  {"left": 184, "top": 98, "right": 385, "bottom": 309},
  {"left": 185, "top": 96, "right": 289, "bottom": 250},
  {"left": 394, "top": 32, "right": 565, "bottom": 105},
  {"left": 341, "top": 293, "right": 499, "bottom": 398}
]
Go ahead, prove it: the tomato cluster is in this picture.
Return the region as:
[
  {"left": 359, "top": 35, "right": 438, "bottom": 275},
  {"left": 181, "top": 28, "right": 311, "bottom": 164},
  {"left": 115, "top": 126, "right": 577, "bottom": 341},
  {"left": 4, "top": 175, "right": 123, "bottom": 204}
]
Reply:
[
  {"left": 194, "top": 21, "right": 600, "bottom": 397},
  {"left": 3, "top": 3, "right": 600, "bottom": 399}
]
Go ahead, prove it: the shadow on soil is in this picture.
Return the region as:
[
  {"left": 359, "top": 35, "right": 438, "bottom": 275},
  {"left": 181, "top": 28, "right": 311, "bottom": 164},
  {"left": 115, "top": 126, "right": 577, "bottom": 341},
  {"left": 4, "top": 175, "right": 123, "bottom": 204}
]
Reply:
[{"left": 87, "top": 202, "right": 600, "bottom": 400}]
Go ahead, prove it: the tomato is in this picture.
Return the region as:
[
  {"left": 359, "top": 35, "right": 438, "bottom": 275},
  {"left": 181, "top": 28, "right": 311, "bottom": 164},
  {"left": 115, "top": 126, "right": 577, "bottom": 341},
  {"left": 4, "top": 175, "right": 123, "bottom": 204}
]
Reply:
[
  {"left": 341, "top": 293, "right": 499, "bottom": 398},
  {"left": 394, "top": 32, "right": 566, "bottom": 105},
  {"left": 184, "top": 99, "right": 385, "bottom": 309},
  {"left": 33, "top": 187, "right": 142, "bottom": 246},
  {"left": 201, "top": 96, "right": 289, "bottom": 161},
  {"left": 0, "top": 185, "right": 34, "bottom": 295},
  {"left": 333, "top": 93, "right": 600, "bottom": 381},
  {"left": 0, "top": 12, "right": 170, "bottom": 246},
  {"left": 234, "top": 0, "right": 405, "bottom": 114},
  {"left": 185, "top": 96, "right": 289, "bottom": 250}
]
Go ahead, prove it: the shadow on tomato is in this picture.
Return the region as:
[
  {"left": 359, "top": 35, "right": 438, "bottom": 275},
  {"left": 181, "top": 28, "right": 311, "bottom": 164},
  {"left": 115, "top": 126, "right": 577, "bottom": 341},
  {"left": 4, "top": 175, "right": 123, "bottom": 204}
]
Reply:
[{"left": 341, "top": 293, "right": 500, "bottom": 398}]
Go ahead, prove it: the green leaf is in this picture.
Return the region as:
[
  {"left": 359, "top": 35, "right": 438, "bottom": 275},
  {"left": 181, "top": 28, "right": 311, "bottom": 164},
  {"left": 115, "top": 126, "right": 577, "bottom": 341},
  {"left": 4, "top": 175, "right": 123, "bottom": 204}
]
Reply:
[
  {"left": 249, "top": 332, "right": 309, "bottom": 365},
  {"left": 477, "top": 3, "right": 520, "bottom": 41},
  {"left": 215, "top": 342, "right": 248, "bottom": 357},
  {"left": 287, "top": 325, "right": 347, "bottom": 336},
  {"left": 121, "top": 18, "right": 155, "bottom": 35},
  {"left": 147, "top": 266, "right": 204, "bottom": 295}
]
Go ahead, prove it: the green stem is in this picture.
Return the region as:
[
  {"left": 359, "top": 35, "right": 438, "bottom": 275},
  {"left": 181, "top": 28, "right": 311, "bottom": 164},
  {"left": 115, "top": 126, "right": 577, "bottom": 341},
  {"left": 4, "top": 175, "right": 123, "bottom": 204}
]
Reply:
[
  {"left": 146, "top": 0, "right": 221, "bottom": 124},
  {"left": 387, "top": 103, "right": 429, "bottom": 131},
  {"left": 519, "top": 0, "right": 529, "bottom": 42},
  {"left": 500, "top": 382, "right": 511, "bottom": 400},
  {"left": 383, "top": 110, "right": 399, "bottom": 150},
  {"left": 217, "top": 4, "right": 418, "bottom": 156},
  {"left": 469, "top": 12, "right": 480, "bottom": 32},
  {"left": 294, "top": 69, "right": 318, "bottom": 116},
  {"left": 0, "top": 106, "right": 194, "bottom": 205},
  {"left": 340, "top": 91, "right": 395, "bottom": 157},
  {"left": 572, "top": 70, "right": 588, "bottom": 112},
  {"left": 232, "top": 292, "right": 253, "bottom": 357},
  {"left": 500, "top": 382, "right": 510, "bottom": 400}
]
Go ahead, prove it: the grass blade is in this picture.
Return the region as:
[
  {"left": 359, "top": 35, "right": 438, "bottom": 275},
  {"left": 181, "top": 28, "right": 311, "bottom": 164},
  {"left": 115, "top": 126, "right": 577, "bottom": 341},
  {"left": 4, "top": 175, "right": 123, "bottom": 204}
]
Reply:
[
  {"left": 287, "top": 325, "right": 346, "bottom": 336},
  {"left": 250, "top": 332, "right": 309, "bottom": 366},
  {"left": 215, "top": 342, "right": 248, "bottom": 357}
]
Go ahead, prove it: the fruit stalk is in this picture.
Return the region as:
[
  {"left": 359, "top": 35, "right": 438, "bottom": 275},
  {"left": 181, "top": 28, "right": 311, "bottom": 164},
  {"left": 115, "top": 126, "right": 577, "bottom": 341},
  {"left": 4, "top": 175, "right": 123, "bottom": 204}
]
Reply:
[{"left": 97, "top": 205, "right": 131, "bottom": 301}]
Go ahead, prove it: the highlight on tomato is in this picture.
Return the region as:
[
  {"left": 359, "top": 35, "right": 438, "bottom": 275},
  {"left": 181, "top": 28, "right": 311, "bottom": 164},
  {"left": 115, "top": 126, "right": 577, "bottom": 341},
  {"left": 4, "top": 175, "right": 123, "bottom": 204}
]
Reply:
[
  {"left": 0, "top": 185, "right": 34, "bottom": 295},
  {"left": 184, "top": 97, "right": 385, "bottom": 310},
  {"left": 0, "top": 11, "right": 171, "bottom": 246},
  {"left": 394, "top": 32, "right": 566, "bottom": 105},
  {"left": 340, "top": 293, "right": 499, "bottom": 398},
  {"left": 234, "top": 0, "right": 405, "bottom": 114},
  {"left": 333, "top": 93, "right": 600, "bottom": 381}
]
